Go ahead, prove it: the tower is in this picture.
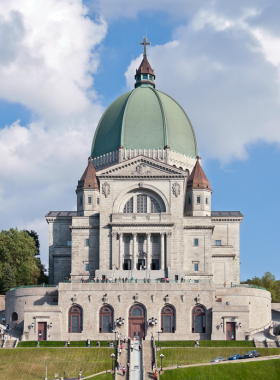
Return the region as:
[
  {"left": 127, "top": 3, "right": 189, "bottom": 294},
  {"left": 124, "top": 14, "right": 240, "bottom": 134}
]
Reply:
[
  {"left": 185, "top": 157, "right": 212, "bottom": 216},
  {"left": 76, "top": 156, "right": 100, "bottom": 216}
]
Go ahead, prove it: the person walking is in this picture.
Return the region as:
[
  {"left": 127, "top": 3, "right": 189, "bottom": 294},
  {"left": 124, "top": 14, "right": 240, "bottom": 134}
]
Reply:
[
  {"left": 67, "top": 338, "right": 70, "bottom": 347},
  {"left": 121, "top": 343, "right": 123, "bottom": 349},
  {"left": 124, "top": 335, "right": 127, "bottom": 343},
  {"left": 119, "top": 363, "right": 122, "bottom": 371},
  {"left": 37, "top": 340, "right": 40, "bottom": 348},
  {"left": 64, "top": 340, "right": 67, "bottom": 347},
  {"left": 122, "top": 366, "right": 126, "bottom": 377},
  {"left": 119, "top": 347, "right": 122, "bottom": 356},
  {"left": 130, "top": 342, "right": 133, "bottom": 352}
]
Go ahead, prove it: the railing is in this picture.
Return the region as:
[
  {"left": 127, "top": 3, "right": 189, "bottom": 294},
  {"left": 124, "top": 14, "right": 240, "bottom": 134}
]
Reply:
[
  {"left": 250, "top": 320, "right": 273, "bottom": 336},
  {"left": 63, "top": 278, "right": 210, "bottom": 284},
  {"left": 141, "top": 339, "right": 145, "bottom": 380},
  {"left": 215, "top": 284, "right": 266, "bottom": 290}
]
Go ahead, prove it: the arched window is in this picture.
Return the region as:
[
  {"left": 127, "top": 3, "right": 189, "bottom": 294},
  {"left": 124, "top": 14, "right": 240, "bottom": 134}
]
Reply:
[
  {"left": 99, "top": 305, "right": 113, "bottom": 333},
  {"left": 151, "top": 197, "right": 161, "bottom": 213},
  {"left": 161, "top": 306, "right": 175, "bottom": 333},
  {"left": 192, "top": 305, "right": 206, "bottom": 333},
  {"left": 123, "top": 197, "right": 133, "bottom": 213},
  {"left": 68, "top": 305, "right": 82, "bottom": 333},
  {"left": 12, "top": 312, "right": 18, "bottom": 321},
  {"left": 137, "top": 195, "right": 147, "bottom": 213},
  {"left": 129, "top": 304, "right": 145, "bottom": 317}
]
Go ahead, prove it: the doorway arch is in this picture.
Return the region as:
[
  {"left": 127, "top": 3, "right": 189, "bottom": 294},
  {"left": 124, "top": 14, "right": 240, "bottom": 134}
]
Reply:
[{"left": 129, "top": 304, "right": 145, "bottom": 340}]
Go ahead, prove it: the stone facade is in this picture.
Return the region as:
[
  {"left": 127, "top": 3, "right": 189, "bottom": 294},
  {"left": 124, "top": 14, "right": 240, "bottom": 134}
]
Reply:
[{"left": 5, "top": 155, "right": 272, "bottom": 342}]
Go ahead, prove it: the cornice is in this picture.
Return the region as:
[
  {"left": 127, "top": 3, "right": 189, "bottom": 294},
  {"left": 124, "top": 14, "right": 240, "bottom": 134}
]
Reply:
[
  {"left": 212, "top": 254, "right": 236, "bottom": 258},
  {"left": 46, "top": 218, "right": 72, "bottom": 224},
  {"left": 108, "top": 222, "right": 174, "bottom": 227},
  {"left": 69, "top": 226, "right": 99, "bottom": 230},
  {"left": 184, "top": 226, "right": 214, "bottom": 230},
  {"left": 212, "top": 218, "right": 243, "bottom": 222}
]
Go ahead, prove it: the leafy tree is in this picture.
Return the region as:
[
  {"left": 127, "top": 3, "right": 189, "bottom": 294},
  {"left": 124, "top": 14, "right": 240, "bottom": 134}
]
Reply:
[
  {"left": 0, "top": 228, "right": 40, "bottom": 294},
  {"left": 24, "top": 229, "right": 48, "bottom": 284},
  {"left": 242, "top": 272, "right": 280, "bottom": 303},
  {"left": 24, "top": 230, "right": 40, "bottom": 256},
  {"left": 1, "top": 264, "right": 16, "bottom": 294}
]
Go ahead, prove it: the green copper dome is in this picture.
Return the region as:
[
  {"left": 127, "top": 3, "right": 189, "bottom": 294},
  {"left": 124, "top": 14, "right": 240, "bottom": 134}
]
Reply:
[{"left": 91, "top": 86, "right": 198, "bottom": 158}]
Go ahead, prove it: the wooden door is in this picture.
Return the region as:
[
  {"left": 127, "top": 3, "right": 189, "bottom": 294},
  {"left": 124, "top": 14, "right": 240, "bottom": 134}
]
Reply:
[
  {"left": 130, "top": 319, "right": 145, "bottom": 340},
  {"left": 38, "top": 322, "right": 47, "bottom": 341},
  {"left": 226, "top": 322, "right": 236, "bottom": 340}
]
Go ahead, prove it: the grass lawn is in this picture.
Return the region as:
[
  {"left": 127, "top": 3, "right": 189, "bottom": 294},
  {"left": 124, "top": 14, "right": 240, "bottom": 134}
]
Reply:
[
  {"left": 0, "top": 347, "right": 114, "bottom": 380},
  {"left": 157, "top": 347, "right": 280, "bottom": 366},
  {"left": 160, "top": 359, "right": 280, "bottom": 380},
  {"left": 155, "top": 340, "right": 254, "bottom": 348}
]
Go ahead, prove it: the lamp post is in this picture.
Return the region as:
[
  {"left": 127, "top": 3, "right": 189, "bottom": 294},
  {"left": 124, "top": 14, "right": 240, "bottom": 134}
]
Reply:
[
  {"left": 112, "top": 329, "right": 119, "bottom": 347},
  {"left": 160, "top": 353, "right": 164, "bottom": 371},
  {"left": 111, "top": 353, "right": 115, "bottom": 371},
  {"left": 156, "top": 330, "right": 161, "bottom": 349}
]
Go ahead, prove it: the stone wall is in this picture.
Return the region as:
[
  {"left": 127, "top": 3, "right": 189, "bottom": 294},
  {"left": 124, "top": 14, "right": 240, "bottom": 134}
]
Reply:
[{"left": 0, "top": 295, "right": 5, "bottom": 311}]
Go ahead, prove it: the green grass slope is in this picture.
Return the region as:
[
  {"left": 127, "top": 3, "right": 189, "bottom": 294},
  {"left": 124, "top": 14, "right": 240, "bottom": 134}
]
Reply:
[
  {"left": 160, "top": 359, "right": 280, "bottom": 380},
  {"left": 157, "top": 347, "right": 280, "bottom": 366},
  {"left": 0, "top": 347, "right": 114, "bottom": 380}
]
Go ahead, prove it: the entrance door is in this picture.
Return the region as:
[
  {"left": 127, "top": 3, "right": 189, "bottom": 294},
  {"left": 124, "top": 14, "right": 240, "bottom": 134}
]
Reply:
[
  {"left": 226, "top": 322, "right": 236, "bottom": 340},
  {"left": 38, "top": 322, "right": 47, "bottom": 341},
  {"left": 129, "top": 304, "right": 145, "bottom": 340},
  {"left": 137, "top": 259, "right": 145, "bottom": 270},
  {"left": 123, "top": 259, "right": 131, "bottom": 270},
  {"left": 152, "top": 259, "right": 159, "bottom": 270}
]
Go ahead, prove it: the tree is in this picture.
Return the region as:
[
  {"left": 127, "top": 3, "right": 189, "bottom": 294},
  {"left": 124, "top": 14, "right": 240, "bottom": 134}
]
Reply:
[
  {"left": 0, "top": 228, "right": 40, "bottom": 294},
  {"left": 242, "top": 272, "right": 280, "bottom": 303},
  {"left": 24, "top": 230, "right": 40, "bottom": 256},
  {"left": 24, "top": 229, "right": 48, "bottom": 284},
  {"left": 1, "top": 264, "right": 16, "bottom": 294}
]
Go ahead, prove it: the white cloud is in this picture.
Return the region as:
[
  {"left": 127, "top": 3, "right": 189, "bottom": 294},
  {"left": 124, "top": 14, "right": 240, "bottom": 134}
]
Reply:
[
  {"left": 0, "top": 0, "right": 107, "bottom": 267},
  {"left": 124, "top": 3, "right": 280, "bottom": 163}
]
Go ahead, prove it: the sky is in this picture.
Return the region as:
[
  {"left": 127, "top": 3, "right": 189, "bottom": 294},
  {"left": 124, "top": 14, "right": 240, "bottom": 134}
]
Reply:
[{"left": 0, "top": 0, "right": 280, "bottom": 281}]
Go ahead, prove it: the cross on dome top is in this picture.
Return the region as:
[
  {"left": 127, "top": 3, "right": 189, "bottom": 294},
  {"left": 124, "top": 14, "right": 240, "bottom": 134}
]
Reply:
[{"left": 140, "top": 37, "right": 150, "bottom": 58}]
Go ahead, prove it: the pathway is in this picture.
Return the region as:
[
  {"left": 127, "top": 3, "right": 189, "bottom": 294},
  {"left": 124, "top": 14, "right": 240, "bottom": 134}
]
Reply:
[{"left": 130, "top": 340, "right": 143, "bottom": 380}]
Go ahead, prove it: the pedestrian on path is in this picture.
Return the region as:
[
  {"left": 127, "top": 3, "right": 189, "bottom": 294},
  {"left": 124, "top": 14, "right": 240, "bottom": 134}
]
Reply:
[
  {"left": 131, "top": 342, "right": 133, "bottom": 352},
  {"left": 119, "top": 363, "right": 122, "bottom": 371},
  {"left": 121, "top": 343, "right": 123, "bottom": 349},
  {"left": 122, "top": 367, "right": 126, "bottom": 376},
  {"left": 119, "top": 348, "right": 122, "bottom": 356},
  {"left": 67, "top": 338, "right": 70, "bottom": 347}
]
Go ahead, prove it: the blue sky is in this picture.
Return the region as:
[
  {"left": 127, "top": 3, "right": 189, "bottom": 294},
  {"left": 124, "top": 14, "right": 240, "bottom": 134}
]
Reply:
[{"left": 0, "top": 0, "right": 280, "bottom": 281}]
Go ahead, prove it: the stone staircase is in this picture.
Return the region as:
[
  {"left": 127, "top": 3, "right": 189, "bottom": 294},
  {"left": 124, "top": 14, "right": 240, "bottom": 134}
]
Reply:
[
  {"left": 3, "top": 339, "right": 18, "bottom": 348},
  {"left": 116, "top": 340, "right": 129, "bottom": 380},
  {"left": 143, "top": 340, "right": 154, "bottom": 380}
]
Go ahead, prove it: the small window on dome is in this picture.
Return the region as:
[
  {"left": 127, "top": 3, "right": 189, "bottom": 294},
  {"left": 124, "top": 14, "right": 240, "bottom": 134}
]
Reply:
[
  {"left": 149, "top": 75, "right": 153, "bottom": 80},
  {"left": 143, "top": 74, "right": 148, "bottom": 79},
  {"left": 123, "top": 197, "right": 133, "bottom": 213},
  {"left": 151, "top": 197, "right": 161, "bottom": 213}
]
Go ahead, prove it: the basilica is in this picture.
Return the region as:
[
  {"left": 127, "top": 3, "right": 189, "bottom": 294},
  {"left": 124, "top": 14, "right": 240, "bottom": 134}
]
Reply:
[{"left": 5, "top": 40, "right": 271, "bottom": 342}]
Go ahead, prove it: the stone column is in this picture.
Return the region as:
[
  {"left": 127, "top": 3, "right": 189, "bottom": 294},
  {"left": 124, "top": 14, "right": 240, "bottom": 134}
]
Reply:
[
  {"left": 119, "top": 233, "right": 123, "bottom": 270},
  {"left": 132, "top": 233, "right": 137, "bottom": 270},
  {"left": 166, "top": 232, "right": 172, "bottom": 269},
  {"left": 146, "top": 233, "right": 151, "bottom": 270},
  {"left": 160, "top": 233, "right": 165, "bottom": 270},
  {"left": 112, "top": 232, "right": 118, "bottom": 270}
]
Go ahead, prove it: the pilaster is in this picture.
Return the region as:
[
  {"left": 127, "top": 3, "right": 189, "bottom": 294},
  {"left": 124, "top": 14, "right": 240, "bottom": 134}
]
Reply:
[
  {"left": 146, "top": 233, "right": 151, "bottom": 269},
  {"left": 133, "top": 233, "right": 137, "bottom": 270},
  {"left": 160, "top": 233, "right": 165, "bottom": 270},
  {"left": 119, "top": 233, "right": 123, "bottom": 270},
  {"left": 112, "top": 232, "right": 118, "bottom": 270}
]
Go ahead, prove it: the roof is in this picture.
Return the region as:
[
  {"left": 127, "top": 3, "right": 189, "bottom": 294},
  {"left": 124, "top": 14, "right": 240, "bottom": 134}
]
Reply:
[
  {"left": 45, "top": 211, "right": 77, "bottom": 217},
  {"left": 77, "top": 157, "right": 99, "bottom": 190},
  {"left": 211, "top": 211, "right": 243, "bottom": 217},
  {"left": 187, "top": 158, "right": 211, "bottom": 190},
  {"left": 91, "top": 87, "right": 198, "bottom": 159},
  {"left": 136, "top": 57, "right": 155, "bottom": 76}
]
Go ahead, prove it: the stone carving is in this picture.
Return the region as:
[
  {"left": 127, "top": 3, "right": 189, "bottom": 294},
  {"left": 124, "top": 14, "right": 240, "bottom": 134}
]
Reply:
[
  {"left": 102, "top": 182, "right": 110, "bottom": 198},
  {"left": 172, "top": 182, "right": 181, "bottom": 197},
  {"left": 139, "top": 182, "right": 144, "bottom": 187},
  {"left": 132, "top": 163, "right": 151, "bottom": 175},
  {"left": 146, "top": 215, "right": 150, "bottom": 220}
]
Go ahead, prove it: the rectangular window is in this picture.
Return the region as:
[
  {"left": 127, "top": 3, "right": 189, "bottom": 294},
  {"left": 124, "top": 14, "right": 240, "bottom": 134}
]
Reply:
[
  {"left": 67, "top": 241, "right": 72, "bottom": 246},
  {"left": 215, "top": 240, "right": 222, "bottom": 246},
  {"left": 205, "top": 197, "right": 208, "bottom": 204},
  {"left": 149, "top": 75, "right": 153, "bottom": 80},
  {"left": 139, "top": 236, "right": 144, "bottom": 244},
  {"left": 88, "top": 196, "right": 92, "bottom": 204},
  {"left": 80, "top": 197, "right": 83, "bottom": 205},
  {"left": 85, "top": 239, "right": 89, "bottom": 247},
  {"left": 188, "top": 197, "right": 191, "bottom": 204},
  {"left": 97, "top": 198, "right": 100, "bottom": 204},
  {"left": 137, "top": 194, "right": 147, "bottom": 213},
  {"left": 194, "top": 263, "right": 198, "bottom": 271},
  {"left": 194, "top": 280, "right": 199, "bottom": 284},
  {"left": 153, "top": 236, "right": 158, "bottom": 243},
  {"left": 197, "top": 196, "right": 200, "bottom": 204},
  {"left": 194, "top": 238, "right": 199, "bottom": 246},
  {"left": 143, "top": 74, "right": 148, "bottom": 79},
  {"left": 125, "top": 236, "right": 130, "bottom": 244},
  {"left": 85, "top": 263, "right": 89, "bottom": 271}
]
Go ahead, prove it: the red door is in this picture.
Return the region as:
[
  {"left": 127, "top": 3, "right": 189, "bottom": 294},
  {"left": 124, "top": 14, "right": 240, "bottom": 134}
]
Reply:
[
  {"left": 226, "top": 322, "right": 235, "bottom": 340},
  {"left": 129, "top": 319, "right": 145, "bottom": 340},
  {"left": 38, "top": 322, "right": 47, "bottom": 341}
]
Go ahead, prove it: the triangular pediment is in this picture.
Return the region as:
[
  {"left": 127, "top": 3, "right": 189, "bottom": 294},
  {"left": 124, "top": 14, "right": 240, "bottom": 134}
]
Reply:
[{"left": 96, "top": 156, "right": 188, "bottom": 179}]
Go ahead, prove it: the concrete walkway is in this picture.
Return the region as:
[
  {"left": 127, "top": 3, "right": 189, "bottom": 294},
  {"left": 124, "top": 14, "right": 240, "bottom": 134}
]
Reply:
[{"left": 130, "top": 341, "right": 143, "bottom": 380}]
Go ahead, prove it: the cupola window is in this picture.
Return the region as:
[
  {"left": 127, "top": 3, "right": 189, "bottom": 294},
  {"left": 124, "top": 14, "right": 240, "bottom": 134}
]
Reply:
[
  {"left": 197, "top": 196, "right": 200, "bottom": 204},
  {"left": 143, "top": 74, "right": 148, "bottom": 79}
]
